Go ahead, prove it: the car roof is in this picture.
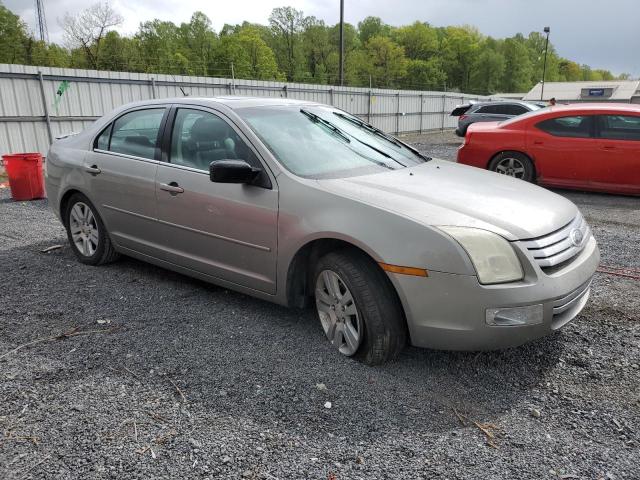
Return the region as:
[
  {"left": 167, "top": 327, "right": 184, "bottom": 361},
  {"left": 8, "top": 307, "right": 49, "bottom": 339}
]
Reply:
[
  {"left": 119, "top": 96, "right": 321, "bottom": 111},
  {"left": 471, "top": 100, "right": 538, "bottom": 108},
  {"left": 543, "top": 103, "right": 640, "bottom": 114}
]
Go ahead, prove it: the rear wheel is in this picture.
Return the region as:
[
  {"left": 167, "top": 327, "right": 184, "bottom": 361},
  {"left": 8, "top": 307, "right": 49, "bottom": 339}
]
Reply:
[
  {"left": 313, "top": 250, "right": 406, "bottom": 365},
  {"left": 65, "top": 193, "right": 119, "bottom": 265},
  {"left": 488, "top": 152, "right": 534, "bottom": 182}
]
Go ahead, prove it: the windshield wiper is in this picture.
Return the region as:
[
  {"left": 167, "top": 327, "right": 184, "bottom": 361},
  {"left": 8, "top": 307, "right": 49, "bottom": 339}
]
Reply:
[
  {"left": 333, "top": 112, "right": 402, "bottom": 147},
  {"left": 333, "top": 111, "right": 431, "bottom": 161},
  {"left": 300, "top": 109, "right": 351, "bottom": 144},
  {"left": 301, "top": 108, "right": 396, "bottom": 170}
]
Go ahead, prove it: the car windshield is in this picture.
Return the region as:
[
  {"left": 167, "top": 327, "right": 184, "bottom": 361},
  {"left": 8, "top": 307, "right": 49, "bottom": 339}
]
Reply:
[{"left": 237, "top": 105, "right": 428, "bottom": 179}]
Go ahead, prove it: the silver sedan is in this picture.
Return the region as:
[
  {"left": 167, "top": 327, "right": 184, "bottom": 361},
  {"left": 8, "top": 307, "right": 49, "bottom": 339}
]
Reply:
[{"left": 45, "top": 97, "right": 599, "bottom": 364}]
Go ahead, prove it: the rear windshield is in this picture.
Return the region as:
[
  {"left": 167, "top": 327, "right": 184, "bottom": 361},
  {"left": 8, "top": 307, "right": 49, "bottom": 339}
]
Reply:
[{"left": 237, "top": 105, "right": 427, "bottom": 179}]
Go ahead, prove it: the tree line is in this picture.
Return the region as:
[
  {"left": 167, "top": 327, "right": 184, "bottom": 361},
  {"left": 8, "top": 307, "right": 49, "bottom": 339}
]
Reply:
[{"left": 0, "top": 1, "right": 631, "bottom": 94}]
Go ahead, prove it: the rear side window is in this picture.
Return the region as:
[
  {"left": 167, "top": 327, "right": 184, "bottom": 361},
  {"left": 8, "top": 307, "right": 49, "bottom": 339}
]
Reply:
[
  {"left": 598, "top": 115, "right": 640, "bottom": 141},
  {"left": 536, "top": 116, "right": 594, "bottom": 138},
  {"left": 108, "top": 109, "right": 165, "bottom": 160},
  {"left": 95, "top": 124, "right": 112, "bottom": 150},
  {"left": 500, "top": 104, "right": 528, "bottom": 115},
  {"left": 475, "top": 105, "right": 500, "bottom": 114}
]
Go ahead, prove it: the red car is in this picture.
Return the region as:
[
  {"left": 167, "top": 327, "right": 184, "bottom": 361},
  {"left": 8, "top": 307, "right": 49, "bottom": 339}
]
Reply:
[{"left": 457, "top": 103, "right": 640, "bottom": 195}]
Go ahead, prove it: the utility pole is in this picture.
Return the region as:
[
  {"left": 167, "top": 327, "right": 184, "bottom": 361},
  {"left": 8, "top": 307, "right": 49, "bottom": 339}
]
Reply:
[
  {"left": 541, "top": 26, "right": 550, "bottom": 101},
  {"left": 34, "top": 0, "right": 49, "bottom": 43},
  {"left": 339, "top": 0, "right": 344, "bottom": 86}
]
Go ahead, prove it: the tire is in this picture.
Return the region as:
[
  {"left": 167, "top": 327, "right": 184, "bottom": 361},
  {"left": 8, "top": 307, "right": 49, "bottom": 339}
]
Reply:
[
  {"left": 313, "top": 249, "right": 407, "bottom": 365},
  {"left": 488, "top": 151, "right": 535, "bottom": 182},
  {"left": 64, "top": 192, "right": 120, "bottom": 265}
]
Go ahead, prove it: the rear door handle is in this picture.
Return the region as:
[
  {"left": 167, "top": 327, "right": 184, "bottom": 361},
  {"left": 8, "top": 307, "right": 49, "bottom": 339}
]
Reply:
[
  {"left": 533, "top": 141, "right": 544, "bottom": 145},
  {"left": 84, "top": 165, "right": 101, "bottom": 175},
  {"left": 603, "top": 145, "right": 616, "bottom": 150},
  {"left": 159, "top": 182, "right": 184, "bottom": 195}
]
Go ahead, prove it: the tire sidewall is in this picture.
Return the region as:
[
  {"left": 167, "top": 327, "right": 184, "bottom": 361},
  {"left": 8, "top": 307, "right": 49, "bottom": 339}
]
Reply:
[
  {"left": 313, "top": 256, "right": 369, "bottom": 359},
  {"left": 489, "top": 152, "right": 534, "bottom": 182},
  {"left": 313, "top": 250, "right": 405, "bottom": 364},
  {"left": 65, "top": 193, "right": 108, "bottom": 265}
]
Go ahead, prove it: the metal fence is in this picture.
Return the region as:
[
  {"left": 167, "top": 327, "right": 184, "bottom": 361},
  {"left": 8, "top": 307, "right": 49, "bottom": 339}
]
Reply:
[{"left": 0, "top": 63, "right": 490, "bottom": 155}]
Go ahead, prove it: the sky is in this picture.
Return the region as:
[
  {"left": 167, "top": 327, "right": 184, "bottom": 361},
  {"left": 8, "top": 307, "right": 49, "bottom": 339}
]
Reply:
[{"left": 6, "top": 0, "right": 640, "bottom": 77}]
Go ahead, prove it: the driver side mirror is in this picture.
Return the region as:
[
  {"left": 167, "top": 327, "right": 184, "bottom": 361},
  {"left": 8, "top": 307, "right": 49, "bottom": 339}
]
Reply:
[{"left": 209, "top": 160, "right": 261, "bottom": 185}]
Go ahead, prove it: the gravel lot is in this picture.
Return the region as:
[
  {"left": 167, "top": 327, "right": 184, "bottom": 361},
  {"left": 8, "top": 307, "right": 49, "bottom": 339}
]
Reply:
[{"left": 1, "top": 134, "right": 639, "bottom": 480}]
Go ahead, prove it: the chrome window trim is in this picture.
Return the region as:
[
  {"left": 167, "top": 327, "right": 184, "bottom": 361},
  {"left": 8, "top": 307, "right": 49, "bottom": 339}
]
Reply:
[{"left": 93, "top": 148, "right": 161, "bottom": 165}]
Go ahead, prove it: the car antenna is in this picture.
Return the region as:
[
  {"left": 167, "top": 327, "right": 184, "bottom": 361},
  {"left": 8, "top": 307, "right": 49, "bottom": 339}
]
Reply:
[{"left": 179, "top": 86, "right": 189, "bottom": 97}]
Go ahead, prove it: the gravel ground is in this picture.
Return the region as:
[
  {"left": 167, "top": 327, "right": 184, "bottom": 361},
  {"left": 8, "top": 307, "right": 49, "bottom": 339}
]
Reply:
[{"left": 1, "top": 135, "right": 639, "bottom": 480}]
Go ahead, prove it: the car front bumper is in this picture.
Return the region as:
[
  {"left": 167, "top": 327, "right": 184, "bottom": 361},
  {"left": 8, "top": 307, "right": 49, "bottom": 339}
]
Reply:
[{"left": 390, "top": 235, "right": 600, "bottom": 351}]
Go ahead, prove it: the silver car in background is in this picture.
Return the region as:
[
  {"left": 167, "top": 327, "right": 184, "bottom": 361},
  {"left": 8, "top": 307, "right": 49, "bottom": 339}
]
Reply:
[
  {"left": 45, "top": 97, "right": 599, "bottom": 364},
  {"left": 452, "top": 100, "right": 543, "bottom": 137}
]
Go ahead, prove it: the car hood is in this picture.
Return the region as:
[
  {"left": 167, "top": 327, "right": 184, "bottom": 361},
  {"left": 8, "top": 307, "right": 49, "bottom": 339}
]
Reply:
[{"left": 317, "top": 160, "right": 578, "bottom": 240}]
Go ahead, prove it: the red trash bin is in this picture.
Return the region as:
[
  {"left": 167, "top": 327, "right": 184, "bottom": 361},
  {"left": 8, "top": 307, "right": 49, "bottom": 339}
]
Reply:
[{"left": 1, "top": 153, "right": 46, "bottom": 201}]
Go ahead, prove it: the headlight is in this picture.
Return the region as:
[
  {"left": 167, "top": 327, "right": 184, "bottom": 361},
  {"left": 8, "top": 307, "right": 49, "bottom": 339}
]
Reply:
[{"left": 439, "top": 227, "right": 524, "bottom": 284}]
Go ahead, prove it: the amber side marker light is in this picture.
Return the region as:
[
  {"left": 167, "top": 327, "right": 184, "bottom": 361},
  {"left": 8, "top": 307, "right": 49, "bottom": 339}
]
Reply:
[{"left": 379, "top": 263, "right": 429, "bottom": 277}]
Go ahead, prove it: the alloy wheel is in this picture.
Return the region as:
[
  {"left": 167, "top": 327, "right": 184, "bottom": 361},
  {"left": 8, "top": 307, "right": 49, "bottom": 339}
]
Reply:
[
  {"left": 315, "top": 270, "right": 363, "bottom": 356},
  {"left": 495, "top": 157, "right": 526, "bottom": 178},
  {"left": 69, "top": 202, "right": 99, "bottom": 256}
]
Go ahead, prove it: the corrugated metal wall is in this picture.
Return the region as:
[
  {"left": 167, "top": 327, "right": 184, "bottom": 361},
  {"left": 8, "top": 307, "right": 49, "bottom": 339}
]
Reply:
[{"left": 0, "top": 64, "right": 489, "bottom": 155}]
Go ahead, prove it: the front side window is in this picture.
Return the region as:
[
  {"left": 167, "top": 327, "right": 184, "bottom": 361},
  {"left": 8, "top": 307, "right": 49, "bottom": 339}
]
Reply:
[
  {"left": 108, "top": 109, "right": 165, "bottom": 160},
  {"left": 170, "top": 108, "right": 261, "bottom": 171},
  {"left": 536, "top": 115, "right": 594, "bottom": 138},
  {"left": 599, "top": 115, "right": 640, "bottom": 141},
  {"left": 238, "top": 106, "right": 426, "bottom": 179}
]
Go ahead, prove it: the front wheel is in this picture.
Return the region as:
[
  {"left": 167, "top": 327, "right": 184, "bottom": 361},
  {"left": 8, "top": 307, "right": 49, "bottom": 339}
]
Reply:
[
  {"left": 313, "top": 250, "right": 407, "bottom": 365},
  {"left": 65, "top": 193, "right": 120, "bottom": 265},
  {"left": 488, "top": 152, "right": 534, "bottom": 182}
]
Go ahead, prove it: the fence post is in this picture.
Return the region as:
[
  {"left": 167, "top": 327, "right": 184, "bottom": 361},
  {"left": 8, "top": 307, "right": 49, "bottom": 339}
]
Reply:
[
  {"left": 441, "top": 94, "right": 446, "bottom": 131},
  {"left": 368, "top": 90, "right": 372, "bottom": 124},
  {"left": 37, "top": 71, "right": 53, "bottom": 145},
  {"left": 283, "top": 85, "right": 288, "bottom": 98},
  {"left": 228, "top": 82, "right": 233, "bottom": 94},
  {"left": 150, "top": 77, "right": 157, "bottom": 99},
  {"left": 419, "top": 94, "right": 424, "bottom": 134},
  {"left": 330, "top": 88, "right": 334, "bottom": 106},
  {"left": 396, "top": 92, "right": 400, "bottom": 134}
]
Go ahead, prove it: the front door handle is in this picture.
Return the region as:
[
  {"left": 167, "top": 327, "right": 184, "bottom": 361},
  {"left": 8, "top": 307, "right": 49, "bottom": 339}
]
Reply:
[
  {"left": 84, "top": 165, "right": 101, "bottom": 175},
  {"left": 603, "top": 145, "right": 616, "bottom": 150},
  {"left": 533, "top": 141, "right": 544, "bottom": 145},
  {"left": 159, "top": 182, "right": 184, "bottom": 195}
]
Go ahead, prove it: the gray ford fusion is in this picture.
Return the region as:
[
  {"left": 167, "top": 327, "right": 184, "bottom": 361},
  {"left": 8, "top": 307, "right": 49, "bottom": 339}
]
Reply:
[{"left": 45, "top": 97, "right": 599, "bottom": 364}]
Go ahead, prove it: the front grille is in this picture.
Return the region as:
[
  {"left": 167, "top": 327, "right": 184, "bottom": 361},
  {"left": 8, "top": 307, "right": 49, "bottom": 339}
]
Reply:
[
  {"left": 551, "top": 278, "right": 592, "bottom": 330},
  {"left": 521, "top": 213, "right": 590, "bottom": 271}
]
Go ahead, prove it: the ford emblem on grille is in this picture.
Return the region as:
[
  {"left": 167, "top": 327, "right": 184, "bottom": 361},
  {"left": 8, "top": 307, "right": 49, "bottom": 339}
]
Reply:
[{"left": 570, "top": 228, "right": 584, "bottom": 247}]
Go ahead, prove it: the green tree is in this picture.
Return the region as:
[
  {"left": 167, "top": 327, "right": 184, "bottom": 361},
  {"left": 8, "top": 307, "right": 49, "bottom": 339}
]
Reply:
[
  {"left": 470, "top": 46, "right": 505, "bottom": 94},
  {"left": 216, "top": 26, "right": 279, "bottom": 80},
  {"left": 558, "top": 59, "right": 582, "bottom": 81},
  {"left": 357, "top": 16, "right": 391, "bottom": 44},
  {"left": 178, "top": 12, "right": 217, "bottom": 76},
  {"left": 268, "top": 6, "right": 305, "bottom": 81},
  {"left": 393, "top": 22, "right": 438, "bottom": 61},
  {"left": 501, "top": 37, "right": 533, "bottom": 92},
  {"left": 0, "top": 3, "right": 28, "bottom": 63},
  {"left": 440, "top": 26, "right": 481, "bottom": 91},
  {"left": 362, "top": 36, "right": 407, "bottom": 88},
  {"left": 402, "top": 58, "right": 446, "bottom": 90}
]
